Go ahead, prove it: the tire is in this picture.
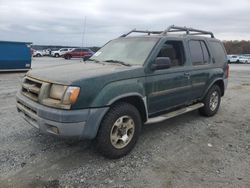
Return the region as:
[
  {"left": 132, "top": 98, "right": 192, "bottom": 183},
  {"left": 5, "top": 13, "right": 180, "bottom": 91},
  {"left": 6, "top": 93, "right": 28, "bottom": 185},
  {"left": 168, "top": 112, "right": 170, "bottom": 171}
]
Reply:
[
  {"left": 236, "top": 60, "right": 240, "bottom": 64},
  {"left": 37, "top": 54, "right": 41, "bottom": 57},
  {"left": 95, "top": 102, "right": 142, "bottom": 159},
  {"left": 55, "top": 53, "right": 59, "bottom": 58},
  {"left": 199, "top": 84, "right": 221, "bottom": 117},
  {"left": 64, "top": 55, "right": 71, "bottom": 59}
]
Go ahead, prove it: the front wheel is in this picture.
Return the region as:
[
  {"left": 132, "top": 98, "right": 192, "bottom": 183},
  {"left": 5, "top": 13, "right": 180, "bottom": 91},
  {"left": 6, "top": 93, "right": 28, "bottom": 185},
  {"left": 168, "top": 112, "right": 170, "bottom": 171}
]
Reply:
[
  {"left": 96, "top": 102, "right": 142, "bottom": 159},
  {"left": 199, "top": 85, "right": 221, "bottom": 117}
]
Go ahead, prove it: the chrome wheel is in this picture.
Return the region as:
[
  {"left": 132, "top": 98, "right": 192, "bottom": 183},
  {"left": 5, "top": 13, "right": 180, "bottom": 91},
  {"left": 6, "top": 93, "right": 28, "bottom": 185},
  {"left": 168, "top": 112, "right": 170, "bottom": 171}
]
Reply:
[
  {"left": 209, "top": 91, "right": 219, "bottom": 111},
  {"left": 110, "top": 115, "right": 135, "bottom": 149}
]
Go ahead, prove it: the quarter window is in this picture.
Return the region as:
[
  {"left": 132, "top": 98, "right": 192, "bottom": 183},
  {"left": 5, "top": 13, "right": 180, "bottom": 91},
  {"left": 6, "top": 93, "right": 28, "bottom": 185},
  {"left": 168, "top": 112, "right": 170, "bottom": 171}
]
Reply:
[{"left": 209, "top": 41, "right": 227, "bottom": 64}]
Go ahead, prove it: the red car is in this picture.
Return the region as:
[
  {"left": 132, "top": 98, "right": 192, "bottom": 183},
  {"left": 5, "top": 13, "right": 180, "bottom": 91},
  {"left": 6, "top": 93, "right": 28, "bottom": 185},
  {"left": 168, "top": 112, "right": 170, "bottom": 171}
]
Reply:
[{"left": 63, "top": 48, "right": 94, "bottom": 59}]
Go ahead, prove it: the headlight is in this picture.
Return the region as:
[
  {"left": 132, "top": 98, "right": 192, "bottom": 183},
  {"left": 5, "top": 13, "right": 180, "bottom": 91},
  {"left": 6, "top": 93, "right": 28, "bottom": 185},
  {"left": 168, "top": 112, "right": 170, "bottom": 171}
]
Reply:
[
  {"left": 43, "top": 84, "right": 80, "bottom": 109},
  {"left": 50, "top": 84, "right": 67, "bottom": 100},
  {"left": 62, "top": 86, "right": 80, "bottom": 105}
]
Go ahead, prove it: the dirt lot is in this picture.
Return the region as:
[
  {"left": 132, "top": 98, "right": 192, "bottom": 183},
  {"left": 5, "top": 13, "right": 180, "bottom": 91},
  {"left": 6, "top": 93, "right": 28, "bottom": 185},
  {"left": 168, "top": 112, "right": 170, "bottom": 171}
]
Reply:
[{"left": 0, "top": 57, "right": 249, "bottom": 188}]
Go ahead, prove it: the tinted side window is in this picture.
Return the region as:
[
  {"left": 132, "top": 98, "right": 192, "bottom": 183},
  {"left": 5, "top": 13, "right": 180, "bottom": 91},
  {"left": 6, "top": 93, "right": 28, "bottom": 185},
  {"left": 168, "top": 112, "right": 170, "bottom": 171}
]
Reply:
[
  {"left": 201, "top": 42, "right": 210, "bottom": 64},
  {"left": 209, "top": 41, "right": 227, "bottom": 63},
  {"left": 189, "top": 41, "right": 203, "bottom": 65}
]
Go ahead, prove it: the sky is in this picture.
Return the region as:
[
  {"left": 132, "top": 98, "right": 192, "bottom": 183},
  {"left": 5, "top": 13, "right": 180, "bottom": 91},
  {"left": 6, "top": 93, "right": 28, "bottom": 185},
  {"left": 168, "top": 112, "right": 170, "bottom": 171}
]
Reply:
[{"left": 0, "top": 0, "right": 249, "bottom": 46}]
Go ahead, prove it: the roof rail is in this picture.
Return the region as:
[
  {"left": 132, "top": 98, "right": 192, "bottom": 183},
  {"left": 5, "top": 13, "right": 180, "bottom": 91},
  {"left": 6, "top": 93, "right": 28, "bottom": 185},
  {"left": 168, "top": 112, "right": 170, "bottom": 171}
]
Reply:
[
  {"left": 120, "top": 25, "right": 215, "bottom": 38},
  {"left": 161, "top": 25, "right": 214, "bottom": 38},
  {"left": 119, "top": 29, "right": 163, "bottom": 37}
]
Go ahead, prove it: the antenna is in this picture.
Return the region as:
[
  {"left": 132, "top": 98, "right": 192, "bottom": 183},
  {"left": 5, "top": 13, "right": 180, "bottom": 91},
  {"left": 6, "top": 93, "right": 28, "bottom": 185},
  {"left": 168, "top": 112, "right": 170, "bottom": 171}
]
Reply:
[{"left": 81, "top": 16, "right": 87, "bottom": 48}]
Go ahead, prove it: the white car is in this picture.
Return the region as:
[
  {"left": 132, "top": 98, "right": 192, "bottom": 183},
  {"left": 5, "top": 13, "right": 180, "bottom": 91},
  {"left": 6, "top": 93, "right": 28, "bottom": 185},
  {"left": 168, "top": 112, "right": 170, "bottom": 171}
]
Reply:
[
  {"left": 228, "top": 55, "right": 250, "bottom": 64},
  {"left": 33, "top": 50, "right": 45, "bottom": 57},
  {"left": 239, "top": 56, "right": 250, "bottom": 64},
  {"left": 51, "top": 48, "right": 74, "bottom": 57},
  {"left": 43, "top": 49, "right": 51, "bottom": 56}
]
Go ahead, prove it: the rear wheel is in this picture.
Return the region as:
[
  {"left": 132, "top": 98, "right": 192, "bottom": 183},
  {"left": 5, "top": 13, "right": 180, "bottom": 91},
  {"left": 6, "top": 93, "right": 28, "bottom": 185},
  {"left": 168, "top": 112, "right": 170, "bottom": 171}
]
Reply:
[
  {"left": 199, "top": 85, "right": 221, "bottom": 117},
  {"left": 64, "top": 55, "right": 71, "bottom": 59},
  {"left": 55, "top": 53, "right": 59, "bottom": 58},
  {"left": 96, "top": 102, "right": 141, "bottom": 159}
]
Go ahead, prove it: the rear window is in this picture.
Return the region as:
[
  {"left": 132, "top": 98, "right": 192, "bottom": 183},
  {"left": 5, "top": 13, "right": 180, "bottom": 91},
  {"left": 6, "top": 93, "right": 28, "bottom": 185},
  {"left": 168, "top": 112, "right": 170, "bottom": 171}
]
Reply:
[{"left": 209, "top": 41, "right": 227, "bottom": 63}]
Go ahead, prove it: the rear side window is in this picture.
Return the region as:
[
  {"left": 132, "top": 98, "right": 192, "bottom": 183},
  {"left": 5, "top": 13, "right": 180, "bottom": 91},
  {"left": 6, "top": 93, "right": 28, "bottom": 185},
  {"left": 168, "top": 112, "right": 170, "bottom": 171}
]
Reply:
[
  {"left": 189, "top": 40, "right": 210, "bottom": 65},
  {"left": 189, "top": 41, "right": 203, "bottom": 65},
  {"left": 209, "top": 41, "right": 227, "bottom": 64},
  {"left": 201, "top": 42, "right": 210, "bottom": 64}
]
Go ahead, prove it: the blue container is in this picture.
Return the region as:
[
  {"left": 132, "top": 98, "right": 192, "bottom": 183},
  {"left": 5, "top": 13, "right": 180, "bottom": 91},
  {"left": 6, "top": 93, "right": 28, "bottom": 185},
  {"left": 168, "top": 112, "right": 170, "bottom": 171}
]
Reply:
[{"left": 0, "top": 41, "right": 32, "bottom": 71}]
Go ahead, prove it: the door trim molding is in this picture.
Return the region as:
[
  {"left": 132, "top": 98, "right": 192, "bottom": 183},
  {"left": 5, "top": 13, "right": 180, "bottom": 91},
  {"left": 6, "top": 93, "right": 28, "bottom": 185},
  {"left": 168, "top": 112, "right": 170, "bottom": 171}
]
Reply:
[{"left": 149, "top": 85, "right": 192, "bottom": 97}]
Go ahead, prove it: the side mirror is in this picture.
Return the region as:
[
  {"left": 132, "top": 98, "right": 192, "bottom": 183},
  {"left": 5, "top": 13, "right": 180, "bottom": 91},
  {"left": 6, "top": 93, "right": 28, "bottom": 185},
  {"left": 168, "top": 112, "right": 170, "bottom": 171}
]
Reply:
[
  {"left": 151, "top": 57, "right": 171, "bottom": 70},
  {"left": 83, "top": 55, "right": 91, "bottom": 61}
]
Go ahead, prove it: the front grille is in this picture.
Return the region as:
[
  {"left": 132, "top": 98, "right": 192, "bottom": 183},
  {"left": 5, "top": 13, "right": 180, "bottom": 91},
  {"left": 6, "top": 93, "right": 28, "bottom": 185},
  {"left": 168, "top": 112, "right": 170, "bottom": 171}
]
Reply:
[
  {"left": 17, "top": 101, "right": 37, "bottom": 115},
  {"left": 22, "top": 77, "right": 42, "bottom": 102}
]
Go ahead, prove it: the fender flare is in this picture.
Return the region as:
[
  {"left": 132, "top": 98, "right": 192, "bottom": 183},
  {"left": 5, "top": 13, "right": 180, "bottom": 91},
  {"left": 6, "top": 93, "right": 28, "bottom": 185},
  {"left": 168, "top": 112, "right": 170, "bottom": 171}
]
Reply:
[
  {"left": 201, "top": 78, "right": 224, "bottom": 99},
  {"left": 107, "top": 92, "right": 148, "bottom": 121}
]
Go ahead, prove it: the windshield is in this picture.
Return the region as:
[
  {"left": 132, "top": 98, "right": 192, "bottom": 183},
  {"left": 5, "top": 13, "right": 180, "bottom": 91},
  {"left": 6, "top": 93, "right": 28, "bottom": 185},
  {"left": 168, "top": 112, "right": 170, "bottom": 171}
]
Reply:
[{"left": 90, "top": 37, "right": 158, "bottom": 65}]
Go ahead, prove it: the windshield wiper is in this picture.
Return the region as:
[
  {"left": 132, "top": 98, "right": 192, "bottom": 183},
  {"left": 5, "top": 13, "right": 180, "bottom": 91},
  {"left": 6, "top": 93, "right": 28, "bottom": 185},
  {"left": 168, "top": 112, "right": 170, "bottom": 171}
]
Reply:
[{"left": 104, "top": 59, "right": 131, "bottom": 67}]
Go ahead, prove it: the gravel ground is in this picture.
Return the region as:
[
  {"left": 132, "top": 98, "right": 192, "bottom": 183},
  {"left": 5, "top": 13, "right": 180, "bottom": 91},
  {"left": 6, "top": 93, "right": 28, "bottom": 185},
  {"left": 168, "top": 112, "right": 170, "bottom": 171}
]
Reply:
[{"left": 0, "top": 57, "right": 249, "bottom": 188}]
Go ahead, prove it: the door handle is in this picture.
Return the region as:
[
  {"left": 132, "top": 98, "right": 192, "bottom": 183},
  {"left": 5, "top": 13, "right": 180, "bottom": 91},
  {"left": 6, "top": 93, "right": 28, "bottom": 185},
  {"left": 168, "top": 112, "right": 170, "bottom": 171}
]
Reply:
[{"left": 184, "top": 72, "right": 190, "bottom": 79}]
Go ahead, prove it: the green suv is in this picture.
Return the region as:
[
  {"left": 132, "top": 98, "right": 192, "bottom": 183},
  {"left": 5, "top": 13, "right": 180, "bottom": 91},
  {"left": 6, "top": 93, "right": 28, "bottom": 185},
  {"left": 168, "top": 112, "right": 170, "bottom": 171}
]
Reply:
[{"left": 16, "top": 26, "right": 229, "bottom": 158}]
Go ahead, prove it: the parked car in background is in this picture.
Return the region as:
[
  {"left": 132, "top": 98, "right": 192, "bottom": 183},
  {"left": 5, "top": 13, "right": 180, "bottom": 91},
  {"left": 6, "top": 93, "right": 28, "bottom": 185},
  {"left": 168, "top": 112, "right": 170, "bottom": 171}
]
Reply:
[
  {"left": 50, "top": 48, "right": 59, "bottom": 56},
  {"left": 43, "top": 49, "right": 51, "bottom": 56},
  {"left": 63, "top": 48, "right": 94, "bottom": 59},
  {"left": 51, "top": 48, "right": 73, "bottom": 57},
  {"left": 33, "top": 50, "right": 45, "bottom": 57},
  {"left": 242, "top": 54, "right": 250, "bottom": 63},
  {"left": 227, "top": 55, "right": 240, "bottom": 63},
  {"left": 227, "top": 55, "right": 250, "bottom": 64},
  {"left": 239, "top": 56, "right": 250, "bottom": 64}
]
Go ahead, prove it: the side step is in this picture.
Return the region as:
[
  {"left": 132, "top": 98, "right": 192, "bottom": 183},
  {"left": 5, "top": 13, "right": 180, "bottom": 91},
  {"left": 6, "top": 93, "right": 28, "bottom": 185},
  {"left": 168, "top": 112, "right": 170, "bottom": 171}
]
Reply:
[{"left": 145, "top": 103, "right": 204, "bottom": 124}]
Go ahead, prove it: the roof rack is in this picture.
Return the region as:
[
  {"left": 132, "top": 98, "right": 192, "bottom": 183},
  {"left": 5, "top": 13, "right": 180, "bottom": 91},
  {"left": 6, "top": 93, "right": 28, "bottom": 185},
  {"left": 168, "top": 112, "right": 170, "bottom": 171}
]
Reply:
[{"left": 120, "top": 25, "right": 215, "bottom": 38}]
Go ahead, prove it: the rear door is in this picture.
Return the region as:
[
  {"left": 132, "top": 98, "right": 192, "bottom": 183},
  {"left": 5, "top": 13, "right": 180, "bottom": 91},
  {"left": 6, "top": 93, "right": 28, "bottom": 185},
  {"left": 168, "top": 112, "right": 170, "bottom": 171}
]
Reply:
[{"left": 188, "top": 40, "right": 211, "bottom": 100}]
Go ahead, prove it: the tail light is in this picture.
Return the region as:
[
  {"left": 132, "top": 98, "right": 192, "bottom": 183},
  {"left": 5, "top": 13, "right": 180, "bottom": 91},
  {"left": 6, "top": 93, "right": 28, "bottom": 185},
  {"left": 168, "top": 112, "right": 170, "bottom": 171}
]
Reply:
[{"left": 226, "top": 64, "right": 229, "bottom": 78}]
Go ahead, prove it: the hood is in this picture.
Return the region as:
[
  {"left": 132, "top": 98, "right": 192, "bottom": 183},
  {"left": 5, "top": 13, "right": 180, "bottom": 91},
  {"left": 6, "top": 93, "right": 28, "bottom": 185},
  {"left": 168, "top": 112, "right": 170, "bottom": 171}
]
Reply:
[{"left": 27, "top": 61, "right": 142, "bottom": 85}]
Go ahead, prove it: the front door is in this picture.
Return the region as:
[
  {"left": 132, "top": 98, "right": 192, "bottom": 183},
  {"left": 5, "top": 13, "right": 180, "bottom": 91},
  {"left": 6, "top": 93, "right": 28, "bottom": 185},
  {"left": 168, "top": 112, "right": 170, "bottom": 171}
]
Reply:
[{"left": 146, "top": 40, "right": 192, "bottom": 116}]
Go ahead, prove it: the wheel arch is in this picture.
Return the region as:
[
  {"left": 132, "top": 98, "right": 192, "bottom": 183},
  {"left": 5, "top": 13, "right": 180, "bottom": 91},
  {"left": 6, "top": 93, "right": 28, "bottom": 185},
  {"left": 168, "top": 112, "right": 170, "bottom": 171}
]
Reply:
[
  {"left": 203, "top": 79, "right": 225, "bottom": 99},
  {"left": 108, "top": 94, "right": 148, "bottom": 123}
]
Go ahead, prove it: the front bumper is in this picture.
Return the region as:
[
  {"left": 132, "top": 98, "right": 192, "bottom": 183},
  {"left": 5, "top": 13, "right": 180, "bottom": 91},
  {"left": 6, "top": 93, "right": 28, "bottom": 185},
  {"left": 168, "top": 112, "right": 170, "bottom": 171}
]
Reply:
[{"left": 16, "top": 92, "right": 109, "bottom": 139}]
